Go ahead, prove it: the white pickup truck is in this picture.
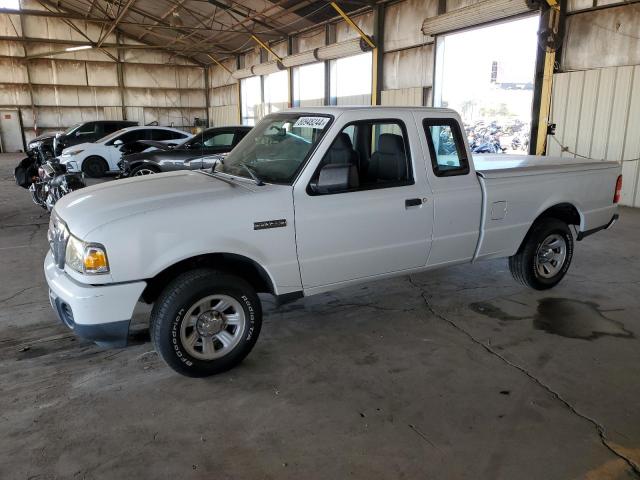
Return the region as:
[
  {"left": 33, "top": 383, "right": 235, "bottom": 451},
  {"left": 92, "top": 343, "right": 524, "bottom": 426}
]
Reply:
[{"left": 45, "top": 107, "right": 622, "bottom": 377}]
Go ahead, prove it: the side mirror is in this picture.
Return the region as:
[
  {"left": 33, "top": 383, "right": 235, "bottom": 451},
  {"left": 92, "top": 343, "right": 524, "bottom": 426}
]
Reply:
[
  {"left": 311, "top": 164, "right": 351, "bottom": 194},
  {"left": 75, "top": 131, "right": 81, "bottom": 137},
  {"left": 113, "top": 139, "right": 123, "bottom": 146}
]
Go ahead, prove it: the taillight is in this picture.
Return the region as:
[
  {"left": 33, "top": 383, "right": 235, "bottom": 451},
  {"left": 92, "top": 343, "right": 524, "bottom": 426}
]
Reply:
[{"left": 613, "top": 175, "right": 623, "bottom": 204}]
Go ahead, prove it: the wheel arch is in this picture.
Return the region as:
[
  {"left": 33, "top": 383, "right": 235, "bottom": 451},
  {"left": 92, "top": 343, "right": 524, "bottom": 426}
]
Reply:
[
  {"left": 516, "top": 202, "right": 581, "bottom": 254},
  {"left": 141, "top": 252, "right": 276, "bottom": 304}
]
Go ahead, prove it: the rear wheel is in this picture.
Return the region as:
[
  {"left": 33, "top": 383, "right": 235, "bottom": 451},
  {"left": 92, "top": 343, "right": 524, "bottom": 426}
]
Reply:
[
  {"left": 509, "top": 218, "right": 574, "bottom": 290},
  {"left": 82, "top": 156, "right": 108, "bottom": 178},
  {"left": 130, "top": 164, "right": 160, "bottom": 176},
  {"left": 150, "top": 269, "right": 262, "bottom": 377}
]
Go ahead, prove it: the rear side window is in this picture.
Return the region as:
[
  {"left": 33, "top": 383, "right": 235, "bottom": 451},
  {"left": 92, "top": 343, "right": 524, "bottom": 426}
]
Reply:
[
  {"left": 102, "top": 123, "right": 122, "bottom": 135},
  {"left": 423, "top": 118, "right": 469, "bottom": 177},
  {"left": 117, "top": 129, "right": 148, "bottom": 143},
  {"left": 151, "top": 129, "right": 186, "bottom": 141}
]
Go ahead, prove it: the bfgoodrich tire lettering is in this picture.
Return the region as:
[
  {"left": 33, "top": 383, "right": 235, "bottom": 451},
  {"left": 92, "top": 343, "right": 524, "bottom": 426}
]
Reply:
[
  {"left": 150, "top": 269, "right": 262, "bottom": 377},
  {"left": 509, "top": 218, "right": 574, "bottom": 290}
]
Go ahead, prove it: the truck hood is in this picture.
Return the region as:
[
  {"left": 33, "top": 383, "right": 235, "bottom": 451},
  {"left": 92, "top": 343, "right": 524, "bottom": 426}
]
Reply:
[{"left": 54, "top": 170, "right": 255, "bottom": 238}]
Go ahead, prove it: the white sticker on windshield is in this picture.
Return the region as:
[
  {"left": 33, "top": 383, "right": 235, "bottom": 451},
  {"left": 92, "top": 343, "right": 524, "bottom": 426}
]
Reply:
[{"left": 293, "top": 116, "right": 330, "bottom": 129}]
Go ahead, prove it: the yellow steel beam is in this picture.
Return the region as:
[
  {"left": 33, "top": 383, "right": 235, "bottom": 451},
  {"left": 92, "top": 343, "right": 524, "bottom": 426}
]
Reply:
[
  {"left": 251, "top": 34, "right": 282, "bottom": 62},
  {"left": 535, "top": 47, "right": 556, "bottom": 155},
  {"left": 330, "top": 2, "right": 375, "bottom": 49},
  {"left": 207, "top": 54, "right": 232, "bottom": 74},
  {"left": 371, "top": 47, "right": 378, "bottom": 105}
]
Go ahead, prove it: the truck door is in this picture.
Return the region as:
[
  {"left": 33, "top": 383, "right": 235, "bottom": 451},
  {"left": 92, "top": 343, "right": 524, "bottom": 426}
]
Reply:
[
  {"left": 293, "top": 111, "right": 434, "bottom": 290},
  {"left": 415, "top": 113, "right": 482, "bottom": 267}
]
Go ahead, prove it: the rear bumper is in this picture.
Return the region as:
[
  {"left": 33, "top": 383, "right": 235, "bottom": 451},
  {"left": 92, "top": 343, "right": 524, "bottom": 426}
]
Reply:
[
  {"left": 577, "top": 213, "right": 619, "bottom": 241},
  {"left": 44, "top": 251, "right": 146, "bottom": 347}
]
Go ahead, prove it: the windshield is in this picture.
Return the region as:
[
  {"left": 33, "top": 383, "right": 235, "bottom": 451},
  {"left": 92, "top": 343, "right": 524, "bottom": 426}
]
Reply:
[
  {"left": 219, "top": 113, "right": 331, "bottom": 185},
  {"left": 62, "top": 123, "right": 81, "bottom": 136}
]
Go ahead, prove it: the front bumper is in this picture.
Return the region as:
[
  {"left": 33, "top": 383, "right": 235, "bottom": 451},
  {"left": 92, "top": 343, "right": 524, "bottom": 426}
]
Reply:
[
  {"left": 59, "top": 158, "right": 80, "bottom": 172},
  {"left": 44, "top": 251, "right": 146, "bottom": 347}
]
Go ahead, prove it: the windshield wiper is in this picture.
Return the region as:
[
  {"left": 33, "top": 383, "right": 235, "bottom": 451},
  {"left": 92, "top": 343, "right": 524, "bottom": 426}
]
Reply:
[{"left": 240, "top": 163, "right": 265, "bottom": 186}]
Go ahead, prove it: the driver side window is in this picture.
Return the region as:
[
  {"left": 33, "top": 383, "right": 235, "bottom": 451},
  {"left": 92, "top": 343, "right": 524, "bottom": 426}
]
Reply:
[{"left": 309, "top": 120, "right": 413, "bottom": 195}]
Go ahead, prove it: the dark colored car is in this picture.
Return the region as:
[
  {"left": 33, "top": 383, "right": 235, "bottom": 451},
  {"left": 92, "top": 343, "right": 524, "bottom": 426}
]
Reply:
[
  {"left": 53, "top": 120, "right": 138, "bottom": 156},
  {"left": 119, "top": 126, "right": 251, "bottom": 176}
]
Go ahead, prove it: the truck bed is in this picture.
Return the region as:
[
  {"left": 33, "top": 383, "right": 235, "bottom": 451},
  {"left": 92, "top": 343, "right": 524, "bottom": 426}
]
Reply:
[
  {"left": 473, "top": 154, "right": 619, "bottom": 178},
  {"left": 472, "top": 154, "right": 620, "bottom": 262}
]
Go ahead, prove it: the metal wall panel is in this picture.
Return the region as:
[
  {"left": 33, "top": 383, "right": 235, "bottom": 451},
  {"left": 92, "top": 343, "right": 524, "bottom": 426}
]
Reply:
[
  {"left": 381, "top": 87, "right": 425, "bottom": 106},
  {"left": 210, "top": 105, "right": 239, "bottom": 127},
  {"left": 383, "top": 44, "right": 433, "bottom": 90},
  {"left": 336, "top": 12, "right": 373, "bottom": 42},
  {"left": 209, "top": 59, "right": 237, "bottom": 88},
  {"left": 563, "top": 5, "right": 640, "bottom": 70},
  {"left": 384, "top": 0, "right": 437, "bottom": 52},
  {"left": 548, "top": 66, "right": 640, "bottom": 207},
  {"left": 0, "top": 58, "right": 29, "bottom": 83}
]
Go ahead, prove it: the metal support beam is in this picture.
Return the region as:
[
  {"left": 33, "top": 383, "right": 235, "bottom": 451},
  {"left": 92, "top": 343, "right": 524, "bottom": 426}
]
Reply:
[
  {"left": 371, "top": 4, "right": 384, "bottom": 106},
  {"left": 287, "top": 35, "right": 293, "bottom": 108},
  {"left": 116, "top": 32, "right": 127, "bottom": 121},
  {"left": 206, "top": 54, "right": 232, "bottom": 74},
  {"left": 97, "top": 0, "right": 137, "bottom": 48},
  {"left": 530, "top": 0, "right": 565, "bottom": 155},
  {"left": 330, "top": 2, "right": 375, "bottom": 49},
  {"left": 204, "top": 65, "right": 211, "bottom": 126},
  {"left": 251, "top": 34, "right": 282, "bottom": 62},
  {"left": 207, "top": 0, "right": 288, "bottom": 36},
  {"left": 15, "top": 10, "right": 38, "bottom": 137}
]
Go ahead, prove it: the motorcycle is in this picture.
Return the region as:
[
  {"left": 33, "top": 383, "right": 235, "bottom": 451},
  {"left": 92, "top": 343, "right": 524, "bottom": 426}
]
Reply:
[{"left": 14, "top": 154, "right": 85, "bottom": 212}]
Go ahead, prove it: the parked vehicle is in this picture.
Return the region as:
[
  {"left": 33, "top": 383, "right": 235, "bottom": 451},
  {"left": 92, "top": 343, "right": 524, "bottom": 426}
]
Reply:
[
  {"left": 27, "top": 132, "right": 60, "bottom": 163},
  {"left": 14, "top": 154, "right": 85, "bottom": 211},
  {"left": 118, "top": 126, "right": 251, "bottom": 176},
  {"left": 44, "top": 107, "right": 622, "bottom": 377},
  {"left": 53, "top": 120, "right": 138, "bottom": 157},
  {"left": 58, "top": 126, "right": 192, "bottom": 178}
]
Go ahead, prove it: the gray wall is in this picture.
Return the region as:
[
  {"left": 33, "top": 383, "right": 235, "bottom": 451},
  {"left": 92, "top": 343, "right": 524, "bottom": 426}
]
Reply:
[{"left": 0, "top": 0, "right": 207, "bottom": 145}]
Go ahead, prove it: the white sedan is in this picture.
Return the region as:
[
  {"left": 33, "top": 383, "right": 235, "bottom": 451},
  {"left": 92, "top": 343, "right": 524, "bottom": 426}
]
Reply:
[{"left": 58, "top": 126, "right": 192, "bottom": 177}]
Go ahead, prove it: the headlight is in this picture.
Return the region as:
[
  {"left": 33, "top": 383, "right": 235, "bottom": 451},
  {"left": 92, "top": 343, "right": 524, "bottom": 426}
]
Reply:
[
  {"left": 30, "top": 141, "right": 42, "bottom": 148},
  {"left": 67, "top": 149, "right": 84, "bottom": 156},
  {"left": 65, "top": 235, "right": 110, "bottom": 274}
]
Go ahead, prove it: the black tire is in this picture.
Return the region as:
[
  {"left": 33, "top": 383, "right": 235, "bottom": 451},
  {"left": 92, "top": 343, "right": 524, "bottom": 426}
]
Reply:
[
  {"left": 150, "top": 269, "right": 262, "bottom": 377},
  {"left": 509, "top": 217, "right": 574, "bottom": 290},
  {"left": 82, "top": 156, "right": 109, "bottom": 178},
  {"left": 130, "top": 164, "right": 160, "bottom": 176}
]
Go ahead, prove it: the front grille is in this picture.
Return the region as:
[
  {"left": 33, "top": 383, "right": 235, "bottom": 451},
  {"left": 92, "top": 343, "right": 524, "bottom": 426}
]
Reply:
[{"left": 48, "top": 213, "right": 69, "bottom": 269}]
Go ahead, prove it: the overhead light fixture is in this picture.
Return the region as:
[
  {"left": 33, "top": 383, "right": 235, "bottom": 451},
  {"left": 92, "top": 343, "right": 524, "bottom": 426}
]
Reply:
[{"left": 65, "top": 45, "right": 92, "bottom": 52}]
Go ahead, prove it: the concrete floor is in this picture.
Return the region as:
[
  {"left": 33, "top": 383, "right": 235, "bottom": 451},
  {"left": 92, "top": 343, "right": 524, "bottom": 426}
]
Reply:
[{"left": 1, "top": 152, "right": 639, "bottom": 480}]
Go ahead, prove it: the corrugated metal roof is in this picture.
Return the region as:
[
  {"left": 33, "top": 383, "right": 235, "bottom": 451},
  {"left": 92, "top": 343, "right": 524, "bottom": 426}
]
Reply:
[{"left": 45, "top": 0, "right": 368, "bottom": 65}]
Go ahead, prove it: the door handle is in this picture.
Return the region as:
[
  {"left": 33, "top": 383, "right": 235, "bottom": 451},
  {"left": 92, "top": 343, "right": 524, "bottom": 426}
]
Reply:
[{"left": 405, "top": 198, "right": 423, "bottom": 208}]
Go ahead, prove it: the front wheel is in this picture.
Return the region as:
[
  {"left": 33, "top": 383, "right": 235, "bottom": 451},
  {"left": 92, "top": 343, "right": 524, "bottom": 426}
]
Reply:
[
  {"left": 509, "top": 218, "right": 574, "bottom": 290},
  {"left": 150, "top": 269, "right": 262, "bottom": 377},
  {"left": 82, "top": 156, "right": 108, "bottom": 178},
  {"left": 130, "top": 164, "right": 160, "bottom": 176}
]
